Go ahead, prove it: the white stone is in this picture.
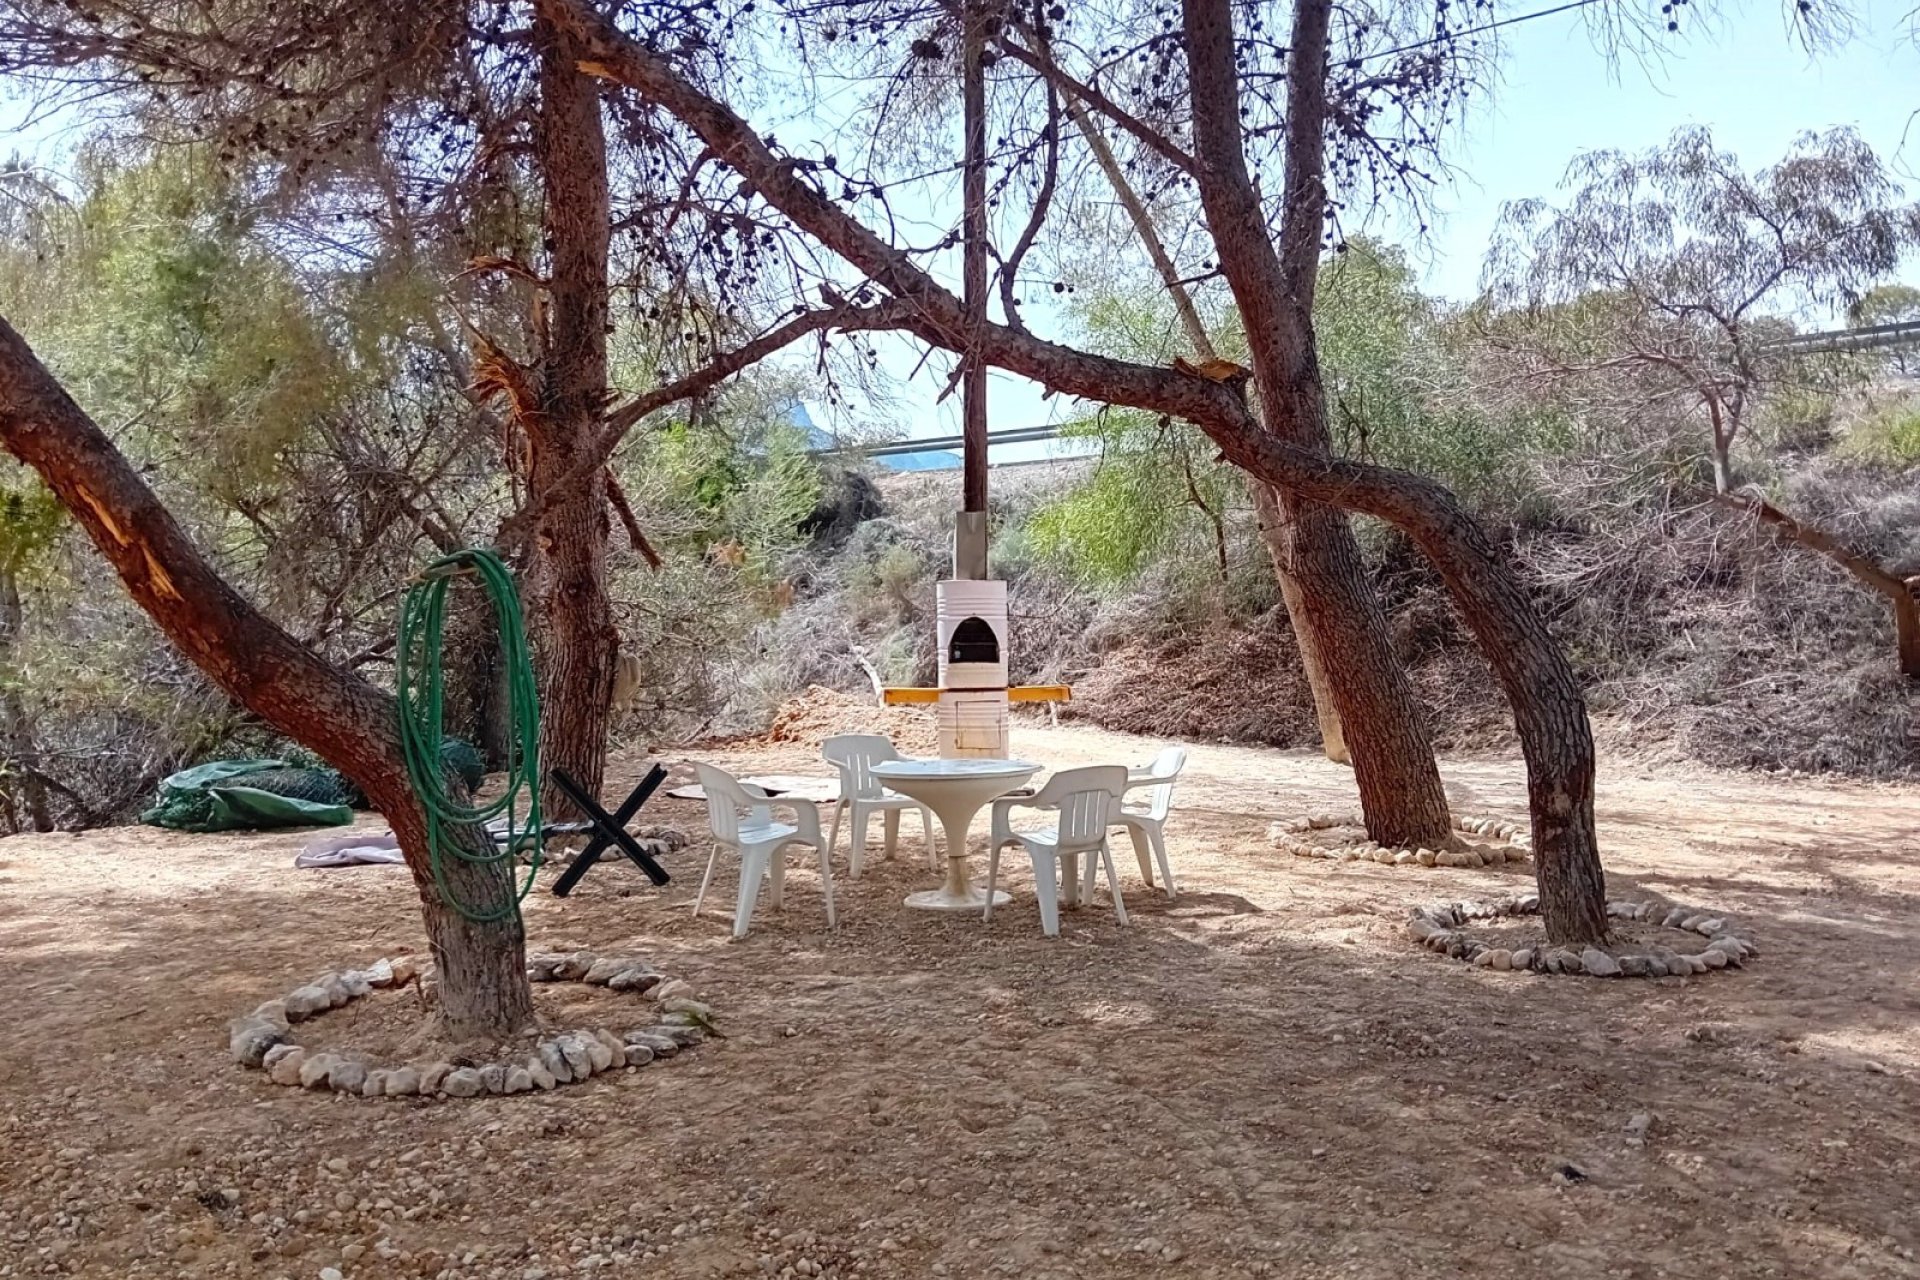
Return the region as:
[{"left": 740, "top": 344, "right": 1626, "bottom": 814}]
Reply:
[
  {"left": 327, "top": 1060, "right": 367, "bottom": 1093},
  {"left": 624, "top": 1044, "right": 656, "bottom": 1067},
  {"left": 441, "top": 1068, "right": 483, "bottom": 1098},
  {"left": 558, "top": 1034, "right": 596, "bottom": 1078},
  {"left": 538, "top": 1041, "right": 574, "bottom": 1083},
  {"left": 1582, "top": 949, "right": 1621, "bottom": 978},
  {"left": 284, "top": 986, "right": 330, "bottom": 1020},
  {"left": 267, "top": 1046, "right": 308, "bottom": 1086},
  {"left": 298, "top": 1053, "right": 339, "bottom": 1090},
  {"left": 504, "top": 1067, "right": 534, "bottom": 1094},
  {"left": 384, "top": 1067, "right": 420, "bottom": 1096},
  {"left": 583, "top": 957, "right": 628, "bottom": 985},
  {"left": 361, "top": 1070, "right": 388, "bottom": 1098},
  {"left": 417, "top": 1062, "right": 453, "bottom": 1093},
  {"left": 230, "top": 1017, "right": 287, "bottom": 1067},
  {"left": 251, "top": 1000, "right": 291, "bottom": 1031}
]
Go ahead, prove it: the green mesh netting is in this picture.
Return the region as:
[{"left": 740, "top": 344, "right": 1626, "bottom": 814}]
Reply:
[
  {"left": 141, "top": 739, "right": 487, "bottom": 833},
  {"left": 437, "top": 737, "right": 486, "bottom": 793}
]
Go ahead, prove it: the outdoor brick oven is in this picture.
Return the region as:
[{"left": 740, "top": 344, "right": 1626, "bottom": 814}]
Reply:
[
  {"left": 885, "top": 572, "right": 1065, "bottom": 756},
  {"left": 935, "top": 579, "right": 1011, "bottom": 758}
]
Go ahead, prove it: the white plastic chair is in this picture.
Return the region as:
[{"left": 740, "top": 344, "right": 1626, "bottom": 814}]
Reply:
[
  {"left": 691, "top": 762, "right": 836, "bottom": 939},
  {"left": 1115, "top": 746, "right": 1185, "bottom": 898},
  {"left": 821, "top": 734, "right": 939, "bottom": 878},
  {"left": 984, "top": 765, "right": 1130, "bottom": 937}
]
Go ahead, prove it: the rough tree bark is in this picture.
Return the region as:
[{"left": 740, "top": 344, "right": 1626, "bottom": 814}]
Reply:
[
  {"left": 525, "top": 16, "right": 620, "bottom": 814},
  {"left": 0, "top": 566, "right": 52, "bottom": 831},
  {"left": 1178, "top": 0, "right": 1446, "bottom": 841},
  {"left": 548, "top": 0, "right": 1611, "bottom": 944},
  {"left": 0, "top": 316, "right": 538, "bottom": 1037},
  {"left": 1061, "top": 86, "right": 1351, "bottom": 764}
]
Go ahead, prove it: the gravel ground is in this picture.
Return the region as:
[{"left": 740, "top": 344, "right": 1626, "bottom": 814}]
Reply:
[{"left": 2, "top": 719, "right": 1918, "bottom": 1280}]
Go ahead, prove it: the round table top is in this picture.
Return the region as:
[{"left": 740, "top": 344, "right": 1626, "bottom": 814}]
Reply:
[{"left": 871, "top": 758, "right": 1039, "bottom": 780}]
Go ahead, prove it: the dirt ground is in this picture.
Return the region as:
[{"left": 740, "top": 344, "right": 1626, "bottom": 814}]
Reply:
[{"left": 3, "top": 716, "right": 1919, "bottom": 1280}]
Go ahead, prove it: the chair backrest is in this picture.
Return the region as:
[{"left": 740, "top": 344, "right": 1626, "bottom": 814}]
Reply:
[
  {"left": 1030, "top": 765, "right": 1127, "bottom": 847},
  {"left": 692, "top": 762, "right": 771, "bottom": 844},
  {"left": 1131, "top": 745, "right": 1187, "bottom": 820},
  {"left": 821, "top": 734, "right": 903, "bottom": 801}
]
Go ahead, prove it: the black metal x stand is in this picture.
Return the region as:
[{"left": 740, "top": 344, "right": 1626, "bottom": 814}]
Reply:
[{"left": 547, "top": 764, "right": 671, "bottom": 896}]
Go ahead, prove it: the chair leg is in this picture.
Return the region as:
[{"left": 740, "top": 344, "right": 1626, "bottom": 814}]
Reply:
[
  {"left": 1128, "top": 824, "right": 1154, "bottom": 886},
  {"left": 815, "top": 841, "right": 837, "bottom": 928},
  {"left": 826, "top": 800, "right": 844, "bottom": 869},
  {"left": 847, "top": 803, "right": 867, "bottom": 880},
  {"left": 1098, "top": 840, "right": 1130, "bottom": 925},
  {"left": 1060, "top": 852, "right": 1081, "bottom": 908},
  {"left": 1031, "top": 850, "right": 1062, "bottom": 937},
  {"left": 983, "top": 842, "right": 1003, "bottom": 922},
  {"left": 1151, "top": 825, "right": 1177, "bottom": 898},
  {"left": 693, "top": 846, "right": 720, "bottom": 918},
  {"left": 1080, "top": 847, "right": 1097, "bottom": 906},
  {"left": 733, "top": 847, "right": 770, "bottom": 938},
  {"left": 882, "top": 807, "right": 901, "bottom": 861}
]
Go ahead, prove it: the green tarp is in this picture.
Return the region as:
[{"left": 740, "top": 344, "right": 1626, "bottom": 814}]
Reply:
[
  {"left": 142, "top": 758, "right": 354, "bottom": 832},
  {"left": 140, "top": 739, "right": 490, "bottom": 833}
]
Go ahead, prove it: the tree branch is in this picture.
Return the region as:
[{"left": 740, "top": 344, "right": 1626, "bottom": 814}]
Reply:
[{"left": 0, "top": 315, "right": 402, "bottom": 791}]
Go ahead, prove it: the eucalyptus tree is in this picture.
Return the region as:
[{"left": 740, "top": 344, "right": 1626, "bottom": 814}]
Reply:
[{"left": 1488, "top": 126, "right": 1920, "bottom": 676}]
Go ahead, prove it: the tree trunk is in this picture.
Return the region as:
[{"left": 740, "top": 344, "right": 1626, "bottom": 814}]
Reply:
[
  {"left": 1251, "top": 487, "right": 1350, "bottom": 763},
  {"left": 549, "top": 0, "right": 1610, "bottom": 944},
  {"left": 1062, "top": 87, "right": 1351, "bottom": 763},
  {"left": 0, "top": 316, "right": 536, "bottom": 1037},
  {"left": 378, "top": 787, "right": 535, "bottom": 1036},
  {"left": 526, "top": 17, "right": 619, "bottom": 815},
  {"left": 442, "top": 584, "right": 513, "bottom": 771},
  {"left": 1179, "top": 0, "right": 1447, "bottom": 841},
  {"left": 0, "top": 566, "right": 53, "bottom": 830}
]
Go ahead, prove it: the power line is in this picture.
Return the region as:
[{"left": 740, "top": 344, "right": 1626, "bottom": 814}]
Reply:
[{"left": 1364, "top": 0, "right": 1605, "bottom": 63}]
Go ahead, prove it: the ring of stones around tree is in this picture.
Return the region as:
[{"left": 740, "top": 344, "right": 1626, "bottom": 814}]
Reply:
[
  {"left": 1407, "top": 894, "right": 1759, "bottom": 977},
  {"left": 1268, "top": 811, "right": 1533, "bottom": 868},
  {"left": 227, "top": 952, "right": 714, "bottom": 1099}
]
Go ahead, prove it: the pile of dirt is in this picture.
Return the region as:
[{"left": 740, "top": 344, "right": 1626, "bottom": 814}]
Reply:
[
  {"left": 753, "top": 685, "right": 938, "bottom": 754},
  {"left": 1065, "top": 613, "right": 1323, "bottom": 747},
  {"left": 1066, "top": 606, "right": 1518, "bottom": 756}
]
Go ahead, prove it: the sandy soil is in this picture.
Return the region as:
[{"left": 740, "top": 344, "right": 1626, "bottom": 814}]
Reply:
[{"left": 3, "top": 718, "right": 1919, "bottom": 1280}]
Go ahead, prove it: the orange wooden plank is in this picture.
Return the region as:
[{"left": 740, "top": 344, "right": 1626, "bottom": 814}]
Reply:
[
  {"left": 881, "top": 687, "right": 940, "bottom": 705},
  {"left": 1008, "top": 685, "right": 1071, "bottom": 702}
]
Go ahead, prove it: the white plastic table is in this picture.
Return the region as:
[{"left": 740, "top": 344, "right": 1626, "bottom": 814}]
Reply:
[{"left": 871, "top": 758, "right": 1041, "bottom": 912}]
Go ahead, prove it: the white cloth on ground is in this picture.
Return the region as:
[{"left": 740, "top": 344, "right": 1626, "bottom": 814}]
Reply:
[{"left": 296, "top": 830, "right": 404, "bottom": 868}]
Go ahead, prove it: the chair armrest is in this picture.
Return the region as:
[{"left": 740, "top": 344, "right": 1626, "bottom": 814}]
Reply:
[{"left": 776, "top": 797, "right": 824, "bottom": 843}]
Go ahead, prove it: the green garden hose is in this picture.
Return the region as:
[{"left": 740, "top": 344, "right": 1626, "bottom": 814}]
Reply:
[{"left": 395, "top": 548, "right": 544, "bottom": 923}]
